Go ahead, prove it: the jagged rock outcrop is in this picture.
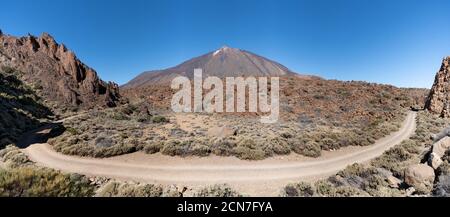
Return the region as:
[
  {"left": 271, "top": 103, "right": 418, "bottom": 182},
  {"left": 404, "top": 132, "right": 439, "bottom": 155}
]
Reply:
[
  {"left": 425, "top": 57, "right": 450, "bottom": 117},
  {"left": 0, "top": 31, "right": 120, "bottom": 110}
]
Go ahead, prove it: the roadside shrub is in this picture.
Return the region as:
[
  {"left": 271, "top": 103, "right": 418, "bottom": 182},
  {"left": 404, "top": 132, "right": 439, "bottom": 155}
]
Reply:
[
  {"left": 371, "top": 146, "right": 412, "bottom": 176},
  {"left": 195, "top": 184, "right": 241, "bottom": 197},
  {"left": 96, "top": 181, "right": 164, "bottom": 197},
  {"left": 143, "top": 141, "right": 164, "bottom": 154},
  {"left": 400, "top": 139, "right": 420, "bottom": 155},
  {"left": 315, "top": 180, "right": 336, "bottom": 196},
  {"left": 291, "top": 140, "right": 321, "bottom": 158},
  {"left": 189, "top": 139, "right": 212, "bottom": 157},
  {"left": 161, "top": 140, "right": 185, "bottom": 156},
  {"left": 0, "top": 145, "right": 30, "bottom": 168},
  {"left": 233, "top": 138, "right": 266, "bottom": 160},
  {"left": 0, "top": 167, "right": 94, "bottom": 197},
  {"left": 337, "top": 163, "right": 368, "bottom": 178},
  {"left": 281, "top": 182, "right": 315, "bottom": 197},
  {"left": 211, "top": 138, "right": 237, "bottom": 156},
  {"left": 267, "top": 137, "right": 291, "bottom": 155}
]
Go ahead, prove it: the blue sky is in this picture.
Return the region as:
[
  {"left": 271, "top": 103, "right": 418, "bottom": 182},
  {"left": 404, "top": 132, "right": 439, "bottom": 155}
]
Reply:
[{"left": 1, "top": 0, "right": 450, "bottom": 87}]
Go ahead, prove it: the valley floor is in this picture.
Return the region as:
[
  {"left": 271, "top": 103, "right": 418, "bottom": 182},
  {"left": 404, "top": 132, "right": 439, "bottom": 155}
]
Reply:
[{"left": 22, "top": 112, "right": 416, "bottom": 196}]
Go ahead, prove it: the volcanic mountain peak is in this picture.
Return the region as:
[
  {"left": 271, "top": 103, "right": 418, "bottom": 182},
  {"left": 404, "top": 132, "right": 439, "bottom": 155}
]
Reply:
[
  {"left": 123, "top": 46, "right": 297, "bottom": 88},
  {"left": 212, "top": 45, "right": 236, "bottom": 56}
]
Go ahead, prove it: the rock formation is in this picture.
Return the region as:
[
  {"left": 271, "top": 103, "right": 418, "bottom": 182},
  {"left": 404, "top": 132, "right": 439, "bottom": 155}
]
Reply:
[
  {"left": 404, "top": 164, "right": 435, "bottom": 194},
  {"left": 425, "top": 57, "right": 450, "bottom": 117},
  {"left": 0, "top": 31, "right": 120, "bottom": 110}
]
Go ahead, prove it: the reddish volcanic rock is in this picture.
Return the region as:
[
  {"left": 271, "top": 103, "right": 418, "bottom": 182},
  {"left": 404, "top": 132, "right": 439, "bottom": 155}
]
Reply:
[
  {"left": 0, "top": 31, "right": 120, "bottom": 110},
  {"left": 425, "top": 57, "right": 450, "bottom": 117}
]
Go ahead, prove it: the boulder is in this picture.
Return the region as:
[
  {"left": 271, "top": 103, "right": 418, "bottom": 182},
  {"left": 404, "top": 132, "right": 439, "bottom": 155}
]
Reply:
[
  {"left": 428, "top": 152, "right": 443, "bottom": 170},
  {"left": 432, "top": 136, "right": 450, "bottom": 157},
  {"left": 404, "top": 164, "right": 435, "bottom": 194},
  {"left": 387, "top": 176, "right": 402, "bottom": 188}
]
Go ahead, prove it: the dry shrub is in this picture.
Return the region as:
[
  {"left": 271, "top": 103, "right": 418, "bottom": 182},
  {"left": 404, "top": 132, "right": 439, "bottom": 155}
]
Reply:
[
  {"left": 96, "top": 181, "right": 164, "bottom": 197},
  {"left": 233, "top": 138, "right": 266, "bottom": 160},
  {"left": 0, "top": 167, "right": 94, "bottom": 197},
  {"left": 195, "top": 184, "right": 241, "bottom": 197}
]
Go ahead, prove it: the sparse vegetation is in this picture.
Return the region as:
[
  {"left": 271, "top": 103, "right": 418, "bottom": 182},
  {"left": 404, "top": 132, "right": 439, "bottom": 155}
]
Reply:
[
  {"left": 195, "top": 184, "right": 241, "bottom": 197},
  {"left": 0, "top": 145, "right": 32, "bottom": 168},
  {"left": 281, "top": 182, "right": 315, "bottom": 197},
  {"left": 282, "top": 111, "right": 450, "bottom": 197},
  {"left": 96, "top": 181, "right": 165, "bottom": 197},
  {"left": 0, "top": 167, "right": 94, "bottom": 197}
]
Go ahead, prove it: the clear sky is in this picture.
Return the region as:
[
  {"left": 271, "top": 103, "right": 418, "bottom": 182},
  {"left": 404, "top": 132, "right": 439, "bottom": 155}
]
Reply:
[{"left": 1, "top": 0, "right": 450, "bottom": 88}]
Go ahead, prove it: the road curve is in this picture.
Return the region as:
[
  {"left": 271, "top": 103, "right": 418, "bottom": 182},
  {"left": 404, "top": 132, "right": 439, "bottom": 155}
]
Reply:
[{"left": 22, "top": 112, "right": 416, "bottom": 196}]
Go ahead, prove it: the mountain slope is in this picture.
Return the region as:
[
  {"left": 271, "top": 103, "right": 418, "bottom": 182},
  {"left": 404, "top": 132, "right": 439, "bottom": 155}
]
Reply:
[
  {"left": 0, "top": 66, "right": 53, "bottom": 148},
  {"left": 0, "top": 31, "right": 120, "bottom": 111},
  {"left": 123, "top": 46, "right": 298, "bottom": 88}
]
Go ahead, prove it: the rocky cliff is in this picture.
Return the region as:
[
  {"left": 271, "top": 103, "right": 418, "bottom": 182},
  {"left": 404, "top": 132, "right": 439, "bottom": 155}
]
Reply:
[
  {"left": 0, "top": 31, "right": 120, "bottom": 111},
  {"left": 425, "top": 57, "right": 450, "bottom": 117}
]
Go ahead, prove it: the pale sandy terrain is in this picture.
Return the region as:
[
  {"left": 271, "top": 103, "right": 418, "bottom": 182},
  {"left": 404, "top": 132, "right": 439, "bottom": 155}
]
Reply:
[{"left": 22, "top": 112, "right": 416, "bottom": 196}]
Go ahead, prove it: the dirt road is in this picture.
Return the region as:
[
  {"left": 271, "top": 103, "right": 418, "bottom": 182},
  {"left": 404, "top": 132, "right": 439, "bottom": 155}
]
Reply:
[{"left": 22, "top": 112, "right": 416, "bottom": 196}]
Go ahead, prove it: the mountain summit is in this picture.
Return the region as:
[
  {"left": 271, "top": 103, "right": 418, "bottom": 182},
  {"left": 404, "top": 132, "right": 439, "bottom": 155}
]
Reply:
[{"left": 123, "top": 46, "right": 296, "bottom": 88}]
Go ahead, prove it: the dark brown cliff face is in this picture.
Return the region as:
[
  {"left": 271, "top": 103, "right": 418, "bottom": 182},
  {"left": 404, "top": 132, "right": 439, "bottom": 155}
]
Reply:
[
  {"left": 0, "top": 31, "right": 120, "bottom": 111},
  {"left": 425, "top": 57, "right": 450, "bottom": 117}
]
